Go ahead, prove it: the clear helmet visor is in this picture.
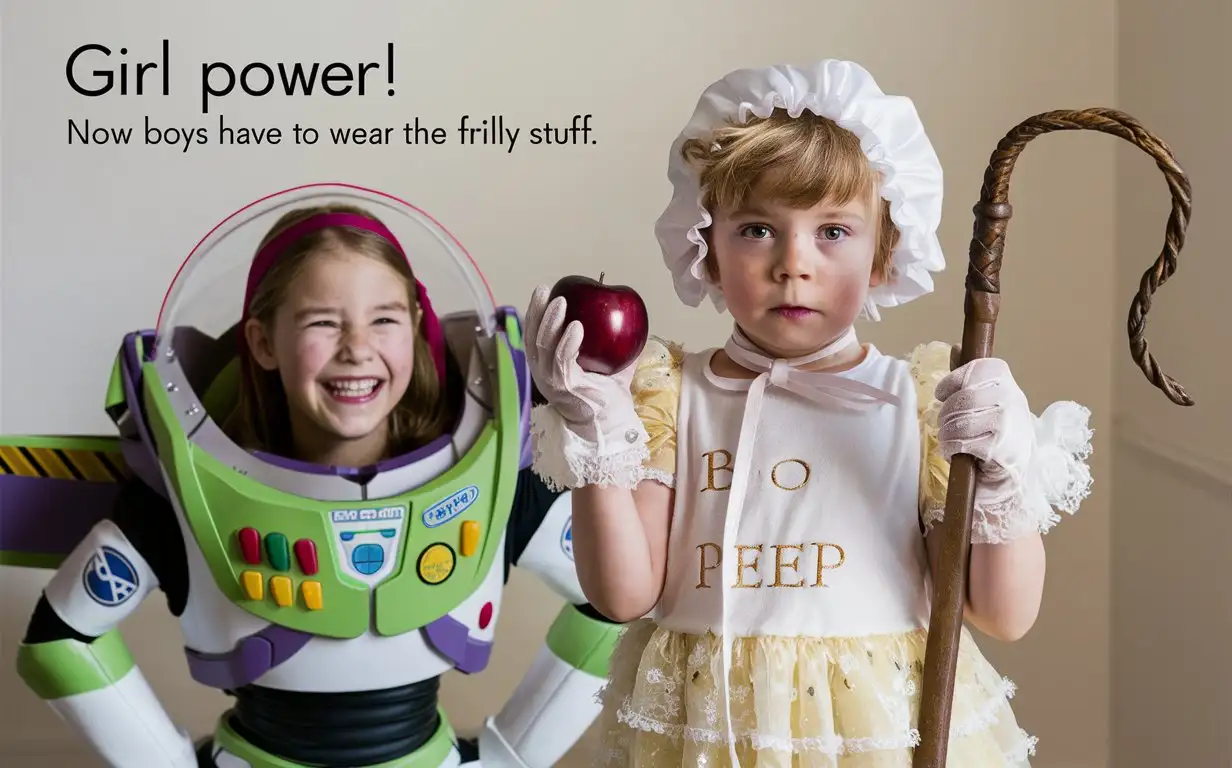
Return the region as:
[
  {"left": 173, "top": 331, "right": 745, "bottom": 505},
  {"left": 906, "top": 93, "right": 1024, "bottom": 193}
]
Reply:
[
  {"left": 156, "top": 184, "right": 495, "bottom": 355},
  {"left": 150, "top": 184, "right": 501, "bottom": 497}
]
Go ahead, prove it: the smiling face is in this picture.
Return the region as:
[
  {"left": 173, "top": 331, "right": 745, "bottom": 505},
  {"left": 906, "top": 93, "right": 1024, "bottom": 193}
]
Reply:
[
  {"left": 709, "top": 181, "right": 883, "bottom": 359},
  {"left": 244, "top": 247, "right": 420, "bottom": 466}
]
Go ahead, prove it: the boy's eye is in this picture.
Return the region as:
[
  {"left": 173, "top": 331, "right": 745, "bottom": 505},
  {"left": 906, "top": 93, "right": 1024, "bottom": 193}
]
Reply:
[{"left": 740, "top": 224, "right": 773, "bottom": 239}]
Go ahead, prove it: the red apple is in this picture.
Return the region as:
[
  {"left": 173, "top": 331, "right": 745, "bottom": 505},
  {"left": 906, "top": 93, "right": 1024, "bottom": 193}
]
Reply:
[{"left": 549, "top": 273, "right": 649, "bottom": 376}]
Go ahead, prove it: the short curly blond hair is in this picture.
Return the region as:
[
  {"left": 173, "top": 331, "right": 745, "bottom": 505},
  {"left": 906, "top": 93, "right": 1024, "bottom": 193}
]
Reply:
[{"left": 681, "top": 108, "right": 900, "bottom": 281}]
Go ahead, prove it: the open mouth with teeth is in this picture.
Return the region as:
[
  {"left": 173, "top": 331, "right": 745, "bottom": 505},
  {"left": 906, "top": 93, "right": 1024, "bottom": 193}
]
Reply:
[{"left": 323, "top": 377, "right": 385, "bottom": 403}]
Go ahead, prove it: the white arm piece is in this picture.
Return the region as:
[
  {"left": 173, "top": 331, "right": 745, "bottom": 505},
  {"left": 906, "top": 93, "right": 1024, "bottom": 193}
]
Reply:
[
  {"left": 48, "top": 667, "right": 198, "bottom": 768},
  {"left": 478, "top": 491, "right": 619, "bottom": 767},
  {"left": 477, "top": 644, "right": 606, "bottom": 768},
  {"left": 17, "top": 519, "right": 197, "bottom": 768}
]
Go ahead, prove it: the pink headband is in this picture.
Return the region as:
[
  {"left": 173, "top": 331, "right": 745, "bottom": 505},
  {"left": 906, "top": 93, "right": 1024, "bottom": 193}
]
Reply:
[{"left": 242, "top": 211, "right": 446, "bottom": 384}]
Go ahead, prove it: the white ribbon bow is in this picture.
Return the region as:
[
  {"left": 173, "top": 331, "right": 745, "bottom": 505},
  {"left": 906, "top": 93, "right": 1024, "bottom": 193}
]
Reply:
[{"left": 707, "top": 325, "right": 901, "bottom": 765}]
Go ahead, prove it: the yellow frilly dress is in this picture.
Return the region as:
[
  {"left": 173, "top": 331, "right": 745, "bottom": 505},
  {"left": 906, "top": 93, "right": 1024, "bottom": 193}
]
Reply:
[{"left": 590, "top": 339, "right": 1064, "bottom": 768}]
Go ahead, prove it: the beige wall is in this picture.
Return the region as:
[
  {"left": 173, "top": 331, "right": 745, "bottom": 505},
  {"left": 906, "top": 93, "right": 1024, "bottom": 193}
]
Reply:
[
  {"left": 1112, "top": 2, "right": 1232, "bottom": 766},
  {"left": 0, "top": 1, "right": 1160, "bottom": 767}
]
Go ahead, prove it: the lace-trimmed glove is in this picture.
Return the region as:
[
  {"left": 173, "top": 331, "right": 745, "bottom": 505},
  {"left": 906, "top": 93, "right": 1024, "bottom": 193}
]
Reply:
[
  {"left": 935, "top": 357, "right": 1094, "bottom": 544},
  {"left": 524, "top": 284, "right": 650, "bottom": 491}
]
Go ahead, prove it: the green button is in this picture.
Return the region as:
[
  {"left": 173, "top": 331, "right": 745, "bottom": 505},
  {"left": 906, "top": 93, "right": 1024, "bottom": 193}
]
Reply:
[{"left": 265, "top": 532, "right": 291, "bottom": 572}]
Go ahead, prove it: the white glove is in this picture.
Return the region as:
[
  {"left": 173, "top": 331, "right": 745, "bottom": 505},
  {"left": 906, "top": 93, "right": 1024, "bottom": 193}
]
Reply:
[
  {"left": 524, "top": 284, "right": 649, "bottom": 491},
  {"left": 935, "top": 358, "right": 1034, "bottom": 489},
  {"left": 935, "top": 357, "right": 1038, "bottom": 543}
]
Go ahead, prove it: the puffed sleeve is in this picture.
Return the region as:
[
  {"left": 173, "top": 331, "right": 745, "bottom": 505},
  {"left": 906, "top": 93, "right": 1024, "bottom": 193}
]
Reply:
[
  {"left": 630, "top": 336, "right": 684, "bottom": 488},
  {"left": 907, "top": 341, "right": 956, "bottom": 534}
]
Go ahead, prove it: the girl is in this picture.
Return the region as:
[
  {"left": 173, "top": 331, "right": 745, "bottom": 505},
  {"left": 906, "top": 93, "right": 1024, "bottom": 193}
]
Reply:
[
  {"left": 15, "top": 200, "right": 623, "bottom": 768},
  {"left": 225, "top": 202, "right": 457, "bottom": 466},
  {"left": 524, "top": 61, "right": 1094, "bottom": 766}
]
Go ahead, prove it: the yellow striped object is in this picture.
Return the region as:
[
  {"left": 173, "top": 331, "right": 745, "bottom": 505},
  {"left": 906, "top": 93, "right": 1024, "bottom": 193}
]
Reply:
[{"left": 0, "top": 443, "right": 129, "bottom": 483}]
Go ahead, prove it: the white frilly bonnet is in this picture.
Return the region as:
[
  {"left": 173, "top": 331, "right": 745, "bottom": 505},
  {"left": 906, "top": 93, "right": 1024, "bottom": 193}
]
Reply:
[{"left": 653, "top": 60, "right": 947, "bottom": 321}]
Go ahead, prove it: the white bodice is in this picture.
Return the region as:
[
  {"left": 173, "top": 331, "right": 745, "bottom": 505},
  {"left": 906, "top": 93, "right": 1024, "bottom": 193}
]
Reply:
[{"left": 653, "top": 345, "right": 932, "bottom": 639}]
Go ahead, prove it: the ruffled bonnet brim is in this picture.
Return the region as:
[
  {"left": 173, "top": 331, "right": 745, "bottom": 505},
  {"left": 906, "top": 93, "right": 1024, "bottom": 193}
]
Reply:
[{"left": 653, "top": 60, "right": 947, "bottom": 319}]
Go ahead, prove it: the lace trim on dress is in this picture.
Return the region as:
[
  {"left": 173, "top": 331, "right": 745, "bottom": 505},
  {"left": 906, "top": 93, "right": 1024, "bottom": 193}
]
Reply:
[{"left": 610, "top": 673, "right": 1035, "bottom": 757}]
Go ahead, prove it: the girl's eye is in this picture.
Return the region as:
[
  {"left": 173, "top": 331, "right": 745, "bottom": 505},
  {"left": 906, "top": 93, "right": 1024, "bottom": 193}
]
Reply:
[
  {"left": 821, "top": 226, "right": 847, "bottom": 241},
  {"left": 373, "top": 317, "right": 399, "bottom": 325},
  {"left": 740, "top": 224, "right": 773, "bottom": 239}
]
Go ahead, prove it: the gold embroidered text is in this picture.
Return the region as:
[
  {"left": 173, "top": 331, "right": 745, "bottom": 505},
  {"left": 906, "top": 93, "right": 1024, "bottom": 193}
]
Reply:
[
  {"left": 701, "top": 450, "right": 732, "bottom": 492},
  {"left": 771, "top": 459, "right": 811, "bottom": 491},
  {"left": 699, "top": 451, "right": 815, "bottom": 492},
  {"left": 694, "top": 542, "right": 847, "bottom": 589},
  {"left": 696, "top": 543, "right": 721, "bottom": 589}
]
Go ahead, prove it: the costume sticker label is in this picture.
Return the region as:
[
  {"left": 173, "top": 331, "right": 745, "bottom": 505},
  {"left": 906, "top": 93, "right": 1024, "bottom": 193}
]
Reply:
[
  {"left": 82, "top": 546, "right": 139, "bottom": 606},
  {"left": 330, "top": 505, "right": 405, "bottom": 523},
  {"left": 560, "top": 517, "right": 574, "bottom": 561},
  {"left": 422, "top": 485, "right": 480, "bottom": 528},
  {"left": 417, "top": 543, "right": 456, "bottom": 584}
]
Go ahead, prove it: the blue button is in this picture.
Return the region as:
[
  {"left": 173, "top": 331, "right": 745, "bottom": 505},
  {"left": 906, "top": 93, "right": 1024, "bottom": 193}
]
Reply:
[{"left": 351, "top": 543, "right": 385, "bottom": 575}]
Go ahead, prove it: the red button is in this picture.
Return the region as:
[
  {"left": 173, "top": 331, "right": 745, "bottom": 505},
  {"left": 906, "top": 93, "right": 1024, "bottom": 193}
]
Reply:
[
  {"left": 238, "top": 528, "right": 261, "bottom": 565},
  {"left": 478, "top": 602, "right": 494, "bottom": 630},
  {"left": 294, "top": 539, "right": 318, "bottom": 575}
]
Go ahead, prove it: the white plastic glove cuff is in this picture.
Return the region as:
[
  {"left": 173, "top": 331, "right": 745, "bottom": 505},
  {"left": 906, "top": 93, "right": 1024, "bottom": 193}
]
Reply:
[{"left": 530, "top": 403, "right": 650, "bottom": 492}]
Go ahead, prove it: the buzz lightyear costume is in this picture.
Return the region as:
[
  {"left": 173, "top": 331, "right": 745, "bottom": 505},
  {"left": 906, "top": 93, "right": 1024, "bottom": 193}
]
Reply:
[{"left": 7, "top": 184, "right": 622, "bottom": 768}]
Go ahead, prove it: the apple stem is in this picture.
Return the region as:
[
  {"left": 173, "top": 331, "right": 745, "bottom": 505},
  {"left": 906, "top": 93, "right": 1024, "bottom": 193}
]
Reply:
[{"left": 599, "top": 271, "right": 606, "bottom": 284}]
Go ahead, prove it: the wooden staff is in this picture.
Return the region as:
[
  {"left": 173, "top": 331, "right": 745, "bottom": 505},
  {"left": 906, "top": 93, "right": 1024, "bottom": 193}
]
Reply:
[{"left": 912, "top": 108, "right": 1194, "bottom": 767}]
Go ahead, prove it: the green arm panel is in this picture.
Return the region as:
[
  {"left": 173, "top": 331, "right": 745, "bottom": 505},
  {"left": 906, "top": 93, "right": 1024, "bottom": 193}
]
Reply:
[
  {"left": 16, "top": 630, "right": 135, "bottom": 700},
  {"left": 545, "top": 604, "right": 622, "bottom": 679},
  {"left": 105, "top": 349, "right": 125, "bottom": 412},
  {"left": 503, "top": 311, "right": 523, "bottom": 350},
  {"left": 105, "top": 330, "right": 141, "bottom": 412}
]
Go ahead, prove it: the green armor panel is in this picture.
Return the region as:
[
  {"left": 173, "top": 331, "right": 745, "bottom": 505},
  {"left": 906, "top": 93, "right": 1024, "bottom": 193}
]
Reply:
[
  {"left": 16, "top": 630, "right": 136, "bottom": 700},
  {"left": 143, "top": 336, "right": 522, "bottom": 640}
]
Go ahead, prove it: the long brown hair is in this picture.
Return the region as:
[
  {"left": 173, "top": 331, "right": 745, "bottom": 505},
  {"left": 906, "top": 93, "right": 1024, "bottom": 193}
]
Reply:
[{"left": 222, "top": 203, "right": 458, "bottom": 462}]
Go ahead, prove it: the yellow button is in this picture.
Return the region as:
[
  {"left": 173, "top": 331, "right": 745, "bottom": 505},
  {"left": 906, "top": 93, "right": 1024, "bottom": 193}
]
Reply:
[
  {"left": 301, "top": 580, "right": 323, "bottom": 610},
  {"left": 270, "top": 576, "right": 293, "bottom": 607},
  {"left": 417, "top": 543, "right": 455, "bottom": 585},
  {"left": 460, "top": 521, "right": 481, "bottom": 557},
  {"left": 240, "top": 571, "right": 263, "bottom": 601}
]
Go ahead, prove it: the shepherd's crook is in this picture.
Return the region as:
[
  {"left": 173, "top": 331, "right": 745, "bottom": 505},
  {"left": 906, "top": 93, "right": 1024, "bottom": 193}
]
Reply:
[{"left": 912, "top": 108, "right": 1194, "bottom": 768}]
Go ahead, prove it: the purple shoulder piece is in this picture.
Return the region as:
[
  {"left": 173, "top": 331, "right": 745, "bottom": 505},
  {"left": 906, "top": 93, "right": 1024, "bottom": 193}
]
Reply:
[
  {"left": 495, "top": 306, "right": 533, "bottom": 471},
  {"left": 113, "top": 330, "right": 169, "bottom": 498}
]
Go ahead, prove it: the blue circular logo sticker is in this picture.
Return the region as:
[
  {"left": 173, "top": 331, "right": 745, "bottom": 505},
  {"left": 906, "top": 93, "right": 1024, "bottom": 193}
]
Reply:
[
  {"left": 82, "top": 546, "right": 139, "bottom": 606},
  {"left": 560, "top": 518, "right": 574, "bottom": 561}
]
